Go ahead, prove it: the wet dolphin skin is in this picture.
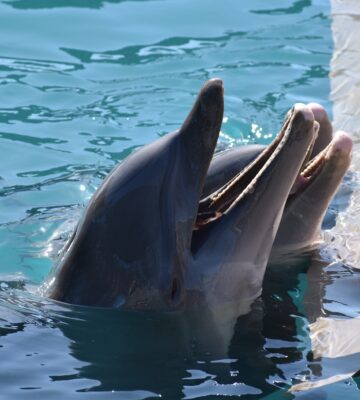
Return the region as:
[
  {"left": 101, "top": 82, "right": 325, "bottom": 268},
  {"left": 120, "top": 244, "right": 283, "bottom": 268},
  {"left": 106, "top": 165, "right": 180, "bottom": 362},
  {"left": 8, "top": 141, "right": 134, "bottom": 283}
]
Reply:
[{"left": 46, "top": 79, "right": 348, "bottom": 311}]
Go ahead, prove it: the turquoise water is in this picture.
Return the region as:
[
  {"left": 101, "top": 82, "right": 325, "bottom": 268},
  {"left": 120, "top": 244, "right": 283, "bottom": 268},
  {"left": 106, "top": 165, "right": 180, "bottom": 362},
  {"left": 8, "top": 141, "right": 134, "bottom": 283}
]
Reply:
[{"left": 1, "top": 0, "right": 359, "bottom": 398}]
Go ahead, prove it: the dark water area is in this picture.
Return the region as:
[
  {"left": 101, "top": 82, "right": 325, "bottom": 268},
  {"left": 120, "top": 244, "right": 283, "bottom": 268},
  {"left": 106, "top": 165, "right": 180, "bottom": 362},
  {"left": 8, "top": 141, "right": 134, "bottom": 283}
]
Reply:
[{"left": 2, "top": 0, "right": 360, "bottom": 398}]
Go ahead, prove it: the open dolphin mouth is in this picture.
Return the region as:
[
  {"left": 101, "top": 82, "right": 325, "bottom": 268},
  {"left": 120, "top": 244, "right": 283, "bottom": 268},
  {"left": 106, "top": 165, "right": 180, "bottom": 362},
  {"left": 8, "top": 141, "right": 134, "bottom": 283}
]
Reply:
[
  {"left": 195, "top": 104, "right": 317, "bottom": 230},
  {"left": 289, "top": 130, "right": 352, "bottom": 200}
]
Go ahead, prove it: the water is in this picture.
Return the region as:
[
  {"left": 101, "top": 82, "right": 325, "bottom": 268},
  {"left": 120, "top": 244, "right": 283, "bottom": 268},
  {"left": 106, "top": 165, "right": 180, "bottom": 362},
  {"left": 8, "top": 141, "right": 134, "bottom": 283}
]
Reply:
[{"left": 0, "top": 0, "right": 359, "bottom": 398}]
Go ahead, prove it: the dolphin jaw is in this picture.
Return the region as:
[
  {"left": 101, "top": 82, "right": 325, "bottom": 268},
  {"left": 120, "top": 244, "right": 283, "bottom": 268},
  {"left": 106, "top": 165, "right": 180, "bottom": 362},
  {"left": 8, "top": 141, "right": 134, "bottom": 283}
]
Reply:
[{"left": 287, "top": 130, "right": 353, "bottom": 201}]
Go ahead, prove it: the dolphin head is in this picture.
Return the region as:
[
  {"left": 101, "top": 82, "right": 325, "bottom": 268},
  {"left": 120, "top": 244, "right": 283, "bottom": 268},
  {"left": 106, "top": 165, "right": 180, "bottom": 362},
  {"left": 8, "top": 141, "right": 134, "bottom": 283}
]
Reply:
[{"left": 46, "top": 79, "right": 224, "bottom": 310}]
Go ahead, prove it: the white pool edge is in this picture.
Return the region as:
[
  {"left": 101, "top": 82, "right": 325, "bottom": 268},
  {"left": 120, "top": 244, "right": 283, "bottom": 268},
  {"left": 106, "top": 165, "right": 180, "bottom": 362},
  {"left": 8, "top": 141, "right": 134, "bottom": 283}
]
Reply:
[{"left": 326, "top": 0, "right": 360, "bottom": 267}]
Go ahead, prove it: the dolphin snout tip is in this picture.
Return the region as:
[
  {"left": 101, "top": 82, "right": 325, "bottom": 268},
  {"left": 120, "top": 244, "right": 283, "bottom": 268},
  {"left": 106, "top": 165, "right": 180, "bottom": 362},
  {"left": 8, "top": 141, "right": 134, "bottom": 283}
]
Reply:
[
  {"left": 207, "top": 78, "right": 223, "bottom": 87},
  {"left": 330, "top": 130, "right": 353, "bottom": 157},
  {"left": 307, "top": 102, "right": 329, "bottom": 123},
  {"left": 202, "top": 78, "right": 224, "bottom": 96},
  {"left": 321, "top": 130, "right": 352, "bottom": 176},
  {"left": 290, "top": 104, "right": 316, "bottom": 147},
  {"left": 293, "top": 103, "right": 315, "bottom": 123}
]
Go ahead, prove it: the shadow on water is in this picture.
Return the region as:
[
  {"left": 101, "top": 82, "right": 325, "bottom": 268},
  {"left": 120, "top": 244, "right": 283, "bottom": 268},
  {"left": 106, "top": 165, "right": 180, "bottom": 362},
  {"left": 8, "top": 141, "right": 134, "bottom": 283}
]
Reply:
[{"left": 2, "top": 0, "right": 149, "bottom": 10}]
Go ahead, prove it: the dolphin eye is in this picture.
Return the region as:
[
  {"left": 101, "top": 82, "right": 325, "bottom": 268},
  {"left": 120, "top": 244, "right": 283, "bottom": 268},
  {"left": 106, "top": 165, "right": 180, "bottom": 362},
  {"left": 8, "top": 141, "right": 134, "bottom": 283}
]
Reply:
[
  {"left": 128, "top": 280, "right": 136, "bottom": 296},
  {"left": 170, "top": 277, "right": 181, "bottom": 304}
]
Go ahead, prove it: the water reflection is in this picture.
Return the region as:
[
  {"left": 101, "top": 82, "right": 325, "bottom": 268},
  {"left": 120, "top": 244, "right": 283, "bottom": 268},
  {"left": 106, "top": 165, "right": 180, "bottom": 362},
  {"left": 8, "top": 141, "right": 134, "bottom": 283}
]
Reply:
[
  {"left": 0, "top": 291, "right": 266, "bottom": 397},
  {"left": 289, "top": 257, "right": 360, "bottom": 393},
  {"left": 1, "top": 235, "right": 360, "bottom": 398}
]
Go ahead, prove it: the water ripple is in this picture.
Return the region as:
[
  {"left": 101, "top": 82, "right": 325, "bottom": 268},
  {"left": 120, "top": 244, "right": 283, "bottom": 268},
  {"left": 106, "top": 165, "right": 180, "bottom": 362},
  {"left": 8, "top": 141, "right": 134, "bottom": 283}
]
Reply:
[
  {"left": 0, "top": 164, "right": 105, "bottom": 198},
  {"left": 0, "top": 131, "right": 67, "bottom": 146},
  {"left": 0, "top": 56, "right": 82, "bottom": 74},
  {"left": 61, "top": 36, "right": 227, "bottom": 65},
  {"left": 0, "top": 102, "right": 136, "bottom": 125}
]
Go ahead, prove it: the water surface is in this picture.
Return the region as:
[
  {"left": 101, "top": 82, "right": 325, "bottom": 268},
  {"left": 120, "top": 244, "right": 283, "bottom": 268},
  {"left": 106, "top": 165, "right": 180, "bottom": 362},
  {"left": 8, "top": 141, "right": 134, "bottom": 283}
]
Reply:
[{"left": 1, "top": 0, "right": 359, "bottom": 398}]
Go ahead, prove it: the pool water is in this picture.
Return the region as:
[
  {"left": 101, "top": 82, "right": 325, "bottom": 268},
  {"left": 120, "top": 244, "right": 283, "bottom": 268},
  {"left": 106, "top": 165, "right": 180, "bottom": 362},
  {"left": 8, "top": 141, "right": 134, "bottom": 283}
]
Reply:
[{"left": 1, "top": 0, "right": 359, "bottom": 398}]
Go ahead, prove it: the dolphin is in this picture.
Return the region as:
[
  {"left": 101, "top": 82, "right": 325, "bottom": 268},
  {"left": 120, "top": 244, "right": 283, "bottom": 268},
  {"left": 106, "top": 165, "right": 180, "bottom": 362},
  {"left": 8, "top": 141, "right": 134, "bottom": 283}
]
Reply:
[
  {"left": 203, "top": 103, "right": 352, "bottom": 255},
  {"left": 45, "top": 79, "right": 317, "bottom": 310}
]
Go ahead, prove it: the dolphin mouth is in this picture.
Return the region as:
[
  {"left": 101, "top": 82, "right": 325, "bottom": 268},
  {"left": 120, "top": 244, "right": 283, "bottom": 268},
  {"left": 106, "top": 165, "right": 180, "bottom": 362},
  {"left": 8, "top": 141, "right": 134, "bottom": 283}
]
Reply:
[
  {"left": 288, "top": 130, "right": 352, "bottom": 200},
  {"left": 195, "top": 104, "right": 316, "bottom": 230}
]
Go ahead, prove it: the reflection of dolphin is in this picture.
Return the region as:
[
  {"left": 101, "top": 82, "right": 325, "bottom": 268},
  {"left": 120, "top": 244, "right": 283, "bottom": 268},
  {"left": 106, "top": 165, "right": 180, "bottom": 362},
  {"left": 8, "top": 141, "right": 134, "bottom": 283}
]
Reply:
[
  {"left": 45, "top": 79, "right": 316, "bottom": 310},
  {"left": 48, "top": 302, "right": 266, "bottom": 397},
  {"left": 286, "top": 257, "right": 360, "bottom": 394},
  {"left": 204, "top": 104, "right": 352, "bottom": 255}
]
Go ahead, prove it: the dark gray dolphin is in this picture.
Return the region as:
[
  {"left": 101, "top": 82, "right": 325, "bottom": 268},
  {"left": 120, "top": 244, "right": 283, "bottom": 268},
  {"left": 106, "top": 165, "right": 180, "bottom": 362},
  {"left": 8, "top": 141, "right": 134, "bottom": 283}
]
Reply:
[
  {"left": 46, "top": 78, "right": 224, "bottom": 309},
  {"left": 203, "top": 104, "right": 352, "bottom": 255},
  {"left": 46, "top": 80, "right": 317, "bottom": 310}
]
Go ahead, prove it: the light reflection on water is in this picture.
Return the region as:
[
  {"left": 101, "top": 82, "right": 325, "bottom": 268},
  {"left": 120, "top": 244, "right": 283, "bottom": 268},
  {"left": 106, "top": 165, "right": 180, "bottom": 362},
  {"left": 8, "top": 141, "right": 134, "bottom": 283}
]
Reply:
[{"left": 1, "top": 0, "right": 360, "bottom": 398}]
